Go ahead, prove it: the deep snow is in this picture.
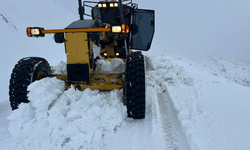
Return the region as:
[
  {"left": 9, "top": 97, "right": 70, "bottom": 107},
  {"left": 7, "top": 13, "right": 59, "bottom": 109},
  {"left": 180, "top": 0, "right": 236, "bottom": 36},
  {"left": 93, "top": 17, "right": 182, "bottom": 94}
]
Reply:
[
  {"left": 1, "top": 0, "right": 250, "bottom": 150},
  {"left": 148, "top": 54, "right": 250, "bottom": 149},
  {"left": 1, "top": 54, "right": 250, "bottom": 150}
]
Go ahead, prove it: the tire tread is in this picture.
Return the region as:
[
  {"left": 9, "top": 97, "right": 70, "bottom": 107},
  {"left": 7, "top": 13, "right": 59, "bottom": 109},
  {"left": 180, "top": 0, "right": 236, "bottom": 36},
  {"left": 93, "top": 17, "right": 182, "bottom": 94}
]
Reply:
[{"left": 125, "top": 53, "right": 146, "bottom": 119}]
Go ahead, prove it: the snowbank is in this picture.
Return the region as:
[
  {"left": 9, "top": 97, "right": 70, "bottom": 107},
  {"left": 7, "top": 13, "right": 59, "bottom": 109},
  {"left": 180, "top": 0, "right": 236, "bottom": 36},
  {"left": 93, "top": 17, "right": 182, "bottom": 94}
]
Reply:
[
  {"left": 7, "top": 77, "right": 126, "bottom": 150},
  {"left": 148, "top": 54, "right": 250, "bottom": 150},
  {"left": 195, "top": 56, "right": 250, "bottom": 87}
]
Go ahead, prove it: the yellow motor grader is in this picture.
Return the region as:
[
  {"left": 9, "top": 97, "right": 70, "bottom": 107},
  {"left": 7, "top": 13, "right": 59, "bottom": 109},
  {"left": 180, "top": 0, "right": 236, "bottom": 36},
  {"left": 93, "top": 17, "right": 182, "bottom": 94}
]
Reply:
[{"left": 9, "top": 0, "right": 155, "bottom": 119}]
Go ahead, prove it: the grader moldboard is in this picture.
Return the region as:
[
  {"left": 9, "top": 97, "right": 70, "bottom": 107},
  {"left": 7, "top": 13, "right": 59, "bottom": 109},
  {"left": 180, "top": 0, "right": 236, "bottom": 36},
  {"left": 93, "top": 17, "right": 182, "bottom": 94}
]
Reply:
[{"left": 9, "top": 0, "right": 155, "bottom": 119}]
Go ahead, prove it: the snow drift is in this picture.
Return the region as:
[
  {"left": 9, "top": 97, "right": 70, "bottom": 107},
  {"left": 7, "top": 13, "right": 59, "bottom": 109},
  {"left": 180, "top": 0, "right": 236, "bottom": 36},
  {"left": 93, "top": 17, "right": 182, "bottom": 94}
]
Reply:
[
  {"left": 7, "top": 78, "right": 126, "bottom": 150},
  {"left": 148, "top": 54, "right": 250, "bottom": 149},
  {"left": 3, "top": 54, "right": 250, "bottom": 150}
]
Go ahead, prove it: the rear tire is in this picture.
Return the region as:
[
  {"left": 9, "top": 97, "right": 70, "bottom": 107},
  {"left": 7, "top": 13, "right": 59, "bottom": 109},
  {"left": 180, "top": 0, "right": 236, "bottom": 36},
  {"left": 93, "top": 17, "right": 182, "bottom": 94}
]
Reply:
[
  {"left": 125, "top": 52, "right": 146, "bottom": 119},
  {"left": 9, "top": 57, "right": 52, "bottom": 110}
]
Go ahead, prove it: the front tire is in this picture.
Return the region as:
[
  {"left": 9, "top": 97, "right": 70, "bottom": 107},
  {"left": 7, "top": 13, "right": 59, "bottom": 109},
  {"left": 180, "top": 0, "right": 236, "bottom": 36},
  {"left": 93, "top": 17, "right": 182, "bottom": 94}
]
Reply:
[
  {"left": 9, "top": 57, "right": 52, "bottom": 110},
  {"left": 125, "top": 52, "right": 146, "bottom": 119}
]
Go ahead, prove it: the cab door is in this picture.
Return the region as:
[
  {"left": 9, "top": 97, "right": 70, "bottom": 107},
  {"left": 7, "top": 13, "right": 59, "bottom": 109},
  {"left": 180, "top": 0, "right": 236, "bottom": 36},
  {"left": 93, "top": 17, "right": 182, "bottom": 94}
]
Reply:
[{"left": 131, "top": 9, "right": 155, "bottom": 51}]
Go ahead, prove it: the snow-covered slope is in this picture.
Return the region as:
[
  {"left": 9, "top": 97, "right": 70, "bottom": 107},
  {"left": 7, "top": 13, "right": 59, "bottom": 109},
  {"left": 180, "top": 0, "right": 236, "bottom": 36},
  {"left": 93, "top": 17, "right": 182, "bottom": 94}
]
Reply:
[
  {"left": 148, "top": 54, "right": 250, "bottom": 149},
  {"left": 0, "top": 0, "right": 77, "bottom": 102}
]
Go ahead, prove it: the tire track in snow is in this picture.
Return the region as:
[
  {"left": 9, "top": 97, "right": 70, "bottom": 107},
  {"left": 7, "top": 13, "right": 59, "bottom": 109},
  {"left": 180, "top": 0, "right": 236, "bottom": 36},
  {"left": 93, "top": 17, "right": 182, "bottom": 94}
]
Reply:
[
  {"left": 157, "top": 92, "right": 178, "bottom": 149},
  {"left": 105, "top": 91, "right": 159, "bottom": 150},
  {"left": 106, "top": 57, "right": 191, "bottom": 150},
  {"left": 157, "top": 91, "right": 191, "bottom": 150},
  {"left": 107, "top": 86, "right": 191, "bottom": 150},
  {"left": 145, "top": 55, "right": 191, "bottom": 149}
]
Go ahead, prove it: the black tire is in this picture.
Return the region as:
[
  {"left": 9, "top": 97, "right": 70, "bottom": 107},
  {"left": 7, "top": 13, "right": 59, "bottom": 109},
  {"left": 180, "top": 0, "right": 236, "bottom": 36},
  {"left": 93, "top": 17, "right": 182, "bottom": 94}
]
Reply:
[
  {"left": 9, "top": 57, "right": 52, "bottom": 110},
  {"left": 125, "top": 52, "right": 146, "bottom": 119}
]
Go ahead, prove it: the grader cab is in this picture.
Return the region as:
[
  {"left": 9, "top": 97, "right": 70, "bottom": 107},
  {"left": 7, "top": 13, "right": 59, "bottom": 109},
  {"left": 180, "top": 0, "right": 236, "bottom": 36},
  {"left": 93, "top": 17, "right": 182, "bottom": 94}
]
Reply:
[{"left": 9, "top": 0, "right": 155, "bottom": 119}]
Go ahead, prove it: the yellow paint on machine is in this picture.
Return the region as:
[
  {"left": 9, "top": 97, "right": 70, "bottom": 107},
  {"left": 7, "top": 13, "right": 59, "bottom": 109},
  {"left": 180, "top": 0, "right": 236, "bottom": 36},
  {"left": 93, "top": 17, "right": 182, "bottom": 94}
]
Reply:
[
  {"left": 42, "top": 28, "right": 110, "bottom": 34},
  {"left": 66, "top": 84, "right": 123, "bottom": 91},
  {"left": 56, "top": 74, "right": 125, "bottom": 91},
  {"left": 65, "top": 32, "right": 89, "bottom": 64}
]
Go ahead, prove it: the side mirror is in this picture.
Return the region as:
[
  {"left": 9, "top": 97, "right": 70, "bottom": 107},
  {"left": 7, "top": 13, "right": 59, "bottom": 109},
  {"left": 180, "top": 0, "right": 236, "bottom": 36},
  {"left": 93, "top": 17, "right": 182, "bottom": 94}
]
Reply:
[{"left": 92, "top": 8, "right": 102, "bottom": 25}]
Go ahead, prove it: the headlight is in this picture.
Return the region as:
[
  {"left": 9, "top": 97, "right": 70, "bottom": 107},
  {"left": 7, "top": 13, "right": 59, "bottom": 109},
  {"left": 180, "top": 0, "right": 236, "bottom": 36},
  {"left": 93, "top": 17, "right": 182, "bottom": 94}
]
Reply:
[
  {"left": 112, "top": 25, "right": 129, "bottom": 34},
  {"left": 98, "top": 3, "right": 102, "bottom": 8},
  {"left": 26, "top": 27, "right": 45, "bottom": 37},
  {"left": 112, "top": 26, "right": 122, "bottom": 33},
  {"left": 99, "top": 2, "right": 117, "bottom": 8},
  {"left": 31, "top": 29, "right": 40, "bottom": 35}
]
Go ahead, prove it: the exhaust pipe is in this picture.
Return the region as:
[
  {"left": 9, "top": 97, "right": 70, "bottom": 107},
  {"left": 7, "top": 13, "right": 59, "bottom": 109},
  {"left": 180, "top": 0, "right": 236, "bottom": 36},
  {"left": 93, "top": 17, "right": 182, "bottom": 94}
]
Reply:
[{"left": 78, "top": 0, "right": 84, "bottom": 20}]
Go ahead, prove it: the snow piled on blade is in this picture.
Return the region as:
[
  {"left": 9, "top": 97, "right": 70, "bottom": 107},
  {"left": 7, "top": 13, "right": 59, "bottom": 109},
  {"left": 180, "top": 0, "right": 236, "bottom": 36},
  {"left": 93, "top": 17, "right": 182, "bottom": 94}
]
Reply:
[
  {"left": 7, "top": 77, "right": 126, "bottom": 150},
  {"left": 51, "top": 61, "right": 67, "bottom": 75},
  {"left": 95, "top": 59, "right": 125, "bottom": 74}
]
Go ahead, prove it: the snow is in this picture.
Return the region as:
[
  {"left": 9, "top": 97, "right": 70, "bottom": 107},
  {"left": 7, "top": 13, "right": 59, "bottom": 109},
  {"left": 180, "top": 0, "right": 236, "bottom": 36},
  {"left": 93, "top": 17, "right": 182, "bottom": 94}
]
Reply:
[
  {"left": 95, "top": 59, "right": 125, "bottom": 74},
  {"left": 93, "top": 44, "right": 102, "bottom": 59},
  {"left": 6, "top": 77, "right": 126, "bottom": 150},
  {"left": 1, "top": 0, "right": 250, "bottom": 150},
  {"left": 52, "top": 61, "right": 67, "bottom": 75},
  {"left": 0, "top": 0, "right": 77, "bottom": 101},
  {"left": 148, "top": 54, "right": 250, "bottom": 149},
  {"left": 2, "top": 53, "right": 250, "bottom": 150}
]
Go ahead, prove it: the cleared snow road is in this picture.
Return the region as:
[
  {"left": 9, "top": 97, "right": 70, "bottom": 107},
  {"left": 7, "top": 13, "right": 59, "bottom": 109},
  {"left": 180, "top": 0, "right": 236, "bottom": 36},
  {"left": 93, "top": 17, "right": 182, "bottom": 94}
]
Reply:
[
  {"left": 103, "top": 86, "right": 190, "bottom": 150},
  {"left": 158, "top": 91, "right": 191, "bottom": 150}
]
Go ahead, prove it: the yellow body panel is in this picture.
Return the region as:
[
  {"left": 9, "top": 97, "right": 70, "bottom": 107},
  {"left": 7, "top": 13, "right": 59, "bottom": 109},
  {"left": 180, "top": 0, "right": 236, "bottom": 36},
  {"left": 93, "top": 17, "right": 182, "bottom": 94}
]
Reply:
[
  {"left": 65, "top": 32, "right": 89, "bottom": 64},
  {"left": 53, "top": 29, "right": 125, "bottom": 91}
]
